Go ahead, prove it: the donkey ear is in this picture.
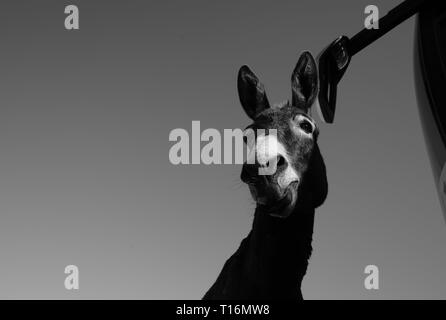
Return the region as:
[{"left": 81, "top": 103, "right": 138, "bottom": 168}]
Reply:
[
  {"left": 237, "top": 65, "right": 270, "bottom": 120},
  {"left": 291, "top": 51, "right": 318, "bottom": 111},
  {"left": 304, "top": 143, "right": 328, "bottom": 208}
]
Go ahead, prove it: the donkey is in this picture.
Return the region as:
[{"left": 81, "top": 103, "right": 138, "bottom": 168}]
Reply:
[{"left": 203, "top": 52, "right": 328, "bottom": 300}]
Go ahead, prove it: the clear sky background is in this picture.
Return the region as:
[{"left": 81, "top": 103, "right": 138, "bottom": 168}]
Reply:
[{"left": 0, "top": 0, "right": 445, "bottom": 299}]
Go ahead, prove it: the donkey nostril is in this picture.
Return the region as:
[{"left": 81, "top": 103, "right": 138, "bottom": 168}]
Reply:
[
  {"left": 242, "top": 163, "right": 258, "bottom": 179},
  {"left": 277, "top": 155, "right": 286, "bottom": 168}
]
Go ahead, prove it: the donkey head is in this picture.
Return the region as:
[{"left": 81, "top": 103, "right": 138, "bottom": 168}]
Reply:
[{"left": 239, "top": 52, "right": 328, "bottom": 218}]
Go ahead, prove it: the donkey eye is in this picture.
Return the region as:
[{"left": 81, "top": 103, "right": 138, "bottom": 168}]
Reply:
[{"left": 299, "top": 120, "right": 313, "bottom": 134}]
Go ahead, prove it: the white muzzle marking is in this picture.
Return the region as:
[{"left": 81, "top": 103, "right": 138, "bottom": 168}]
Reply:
[{"left": 246, "top": 133, "right": 299, "bottom": 188}]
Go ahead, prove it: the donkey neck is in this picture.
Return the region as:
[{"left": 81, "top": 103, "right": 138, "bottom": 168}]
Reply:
[{"left": 245, "top": 202, "right": 315, "bottom": 298}]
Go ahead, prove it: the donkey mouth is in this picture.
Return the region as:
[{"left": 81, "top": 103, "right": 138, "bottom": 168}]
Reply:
[
  {"left": 258, "top": 187, "right": 296, "bottom": 218},
  {"left": 267, "top": 190, "right": 293, "bottom": 216}
]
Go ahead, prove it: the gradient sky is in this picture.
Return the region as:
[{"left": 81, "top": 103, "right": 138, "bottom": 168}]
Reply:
[{"left": 0, "top": 0, "right": 445, "bottom": 299}]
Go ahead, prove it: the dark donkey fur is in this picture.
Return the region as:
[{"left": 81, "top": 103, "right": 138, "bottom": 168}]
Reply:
[{"left": 203, "top": 52, "right": 328, "bottom": 300}]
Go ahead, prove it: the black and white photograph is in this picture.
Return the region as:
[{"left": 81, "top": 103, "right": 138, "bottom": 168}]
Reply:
[{"left": 0, "top": 0, "right": 445, "bottom": 312}]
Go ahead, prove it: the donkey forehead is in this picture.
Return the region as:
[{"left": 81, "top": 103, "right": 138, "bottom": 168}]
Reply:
[
  {"left": 248, "top": 104, "right": 318, "bottom": 161},
  {"left": 253, "top": 104, "right": 316, "bottom": 130}
]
